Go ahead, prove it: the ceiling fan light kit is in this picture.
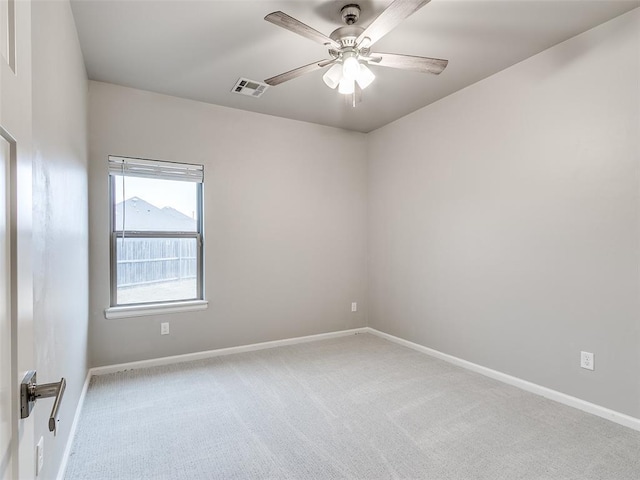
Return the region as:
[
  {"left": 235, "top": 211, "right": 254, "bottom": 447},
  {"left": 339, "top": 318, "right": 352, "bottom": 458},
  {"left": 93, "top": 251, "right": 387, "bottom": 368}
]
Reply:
[
  {"left": 264, "top": 0, "right": 448, "bottom": 106},
  {"left": 322, "top": 64, "right": 343, "bottom": 89},
  {"left": 341, "top": 51, "right": 360, "bottom": 80},
  {"left": 356, "top": 64, "right": 375, "bottom": 89},
  {"left": 322, "top": 50, "right": 376, "bottom": 92}
]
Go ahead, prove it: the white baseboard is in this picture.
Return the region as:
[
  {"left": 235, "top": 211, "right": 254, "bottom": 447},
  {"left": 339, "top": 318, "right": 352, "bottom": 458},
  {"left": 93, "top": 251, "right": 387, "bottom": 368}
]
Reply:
[
  {"left": 56, "top": 369, "right": 92, "bottom": 480},
  {"left": 365, "top": 327, "right": 640, "bottom": 432},
  {"left": 91, "top": 327, "right": 369, "bottom": 375}
]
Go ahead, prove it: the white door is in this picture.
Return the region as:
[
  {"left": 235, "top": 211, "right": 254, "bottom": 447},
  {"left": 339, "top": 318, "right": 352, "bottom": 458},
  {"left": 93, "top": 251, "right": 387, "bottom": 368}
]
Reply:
[{"left": 1, "top": 0, "right": 35, "bottom": 479}]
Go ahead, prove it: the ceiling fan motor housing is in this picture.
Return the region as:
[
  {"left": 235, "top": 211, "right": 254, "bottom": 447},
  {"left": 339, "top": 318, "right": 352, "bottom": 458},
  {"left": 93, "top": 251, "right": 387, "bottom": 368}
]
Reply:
[
  {"left": 341, "top": 4, "right": 361, "bottom": 25},
  {"left": 329, "top": 25, "right": 364, "bottom": 49}
]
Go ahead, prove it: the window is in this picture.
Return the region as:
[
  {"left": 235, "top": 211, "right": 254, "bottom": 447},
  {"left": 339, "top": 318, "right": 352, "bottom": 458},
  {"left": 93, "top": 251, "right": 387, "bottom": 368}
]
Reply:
[{"left": 108, "top": 156, "right": 204, "bottom": 313}]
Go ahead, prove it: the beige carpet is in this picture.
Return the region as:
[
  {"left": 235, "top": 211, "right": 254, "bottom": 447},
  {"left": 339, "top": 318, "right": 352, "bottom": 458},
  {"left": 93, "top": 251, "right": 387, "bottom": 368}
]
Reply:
[{"left": 65, "top": 333, "right": 640, "bottom": 479}]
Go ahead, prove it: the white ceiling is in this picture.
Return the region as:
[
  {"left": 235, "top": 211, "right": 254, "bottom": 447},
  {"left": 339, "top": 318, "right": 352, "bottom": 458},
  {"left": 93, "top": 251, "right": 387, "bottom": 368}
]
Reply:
[{"left": 70, "top": 0, "right": 639, "bottom": 133}]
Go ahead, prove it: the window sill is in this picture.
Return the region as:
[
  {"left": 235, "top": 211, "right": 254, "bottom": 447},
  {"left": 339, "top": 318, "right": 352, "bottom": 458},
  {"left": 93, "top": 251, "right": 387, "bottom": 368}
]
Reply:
[{"left": 105, "top": 300, "right": 208, "bottom": 319}]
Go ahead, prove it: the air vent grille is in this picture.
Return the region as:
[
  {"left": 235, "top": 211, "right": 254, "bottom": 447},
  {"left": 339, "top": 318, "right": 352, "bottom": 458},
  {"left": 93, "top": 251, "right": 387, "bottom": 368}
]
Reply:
[{"left": 231, "top": 78, "right": 268, "bottom": 98}]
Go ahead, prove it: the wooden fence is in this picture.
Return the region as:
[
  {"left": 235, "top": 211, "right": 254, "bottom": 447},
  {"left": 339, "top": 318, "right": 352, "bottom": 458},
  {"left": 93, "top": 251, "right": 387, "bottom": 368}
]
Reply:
[{"left": 116, "top": 237, "right": 197, "bottom": 288}]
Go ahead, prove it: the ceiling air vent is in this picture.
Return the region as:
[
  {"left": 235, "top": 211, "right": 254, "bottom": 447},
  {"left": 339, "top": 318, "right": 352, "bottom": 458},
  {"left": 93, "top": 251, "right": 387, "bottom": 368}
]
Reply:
[{"left": 231, "top": 78, "right": 268, "bottom": 98}]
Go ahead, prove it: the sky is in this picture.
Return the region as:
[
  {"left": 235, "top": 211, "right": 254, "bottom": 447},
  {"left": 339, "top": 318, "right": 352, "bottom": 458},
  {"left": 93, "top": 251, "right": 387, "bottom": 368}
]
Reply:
[{"left": 113, "top": 175, "right": 198, "bottom": 219}]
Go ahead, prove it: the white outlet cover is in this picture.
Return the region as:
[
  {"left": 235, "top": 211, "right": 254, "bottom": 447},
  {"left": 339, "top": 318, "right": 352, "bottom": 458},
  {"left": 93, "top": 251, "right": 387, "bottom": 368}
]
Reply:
[
  {"left": 580, "top": 351, "right": 594, "bottom": 370},
  {"left": 351, "top": 302, "right": 357, "bottom": 312},
  {"left": 161, "top": 322, "right": 170, "bottom": 335},
  {"left": 36, "top": 436, "right": 44, "bottom": 475}
]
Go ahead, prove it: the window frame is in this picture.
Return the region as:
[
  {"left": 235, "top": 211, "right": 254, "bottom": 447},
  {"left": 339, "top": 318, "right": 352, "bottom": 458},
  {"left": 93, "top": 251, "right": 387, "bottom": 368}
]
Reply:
[{"left": 107, "top": 158, "right": 205, "bottom": 311}]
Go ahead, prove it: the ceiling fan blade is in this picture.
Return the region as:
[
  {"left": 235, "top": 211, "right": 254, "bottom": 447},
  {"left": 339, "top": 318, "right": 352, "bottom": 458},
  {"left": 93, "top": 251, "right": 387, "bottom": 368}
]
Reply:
[
  {"left": 318, "top": 58, "right": 338, "bottom": 68},
  {"left": 265, "top": 59, "right": 332, "bottom": 86},
  {"left": 356, "top": 0, "right": 431, "bottom": 48},
  {"left": 265, "top": 11, "right": 342, "bottom": 50},
  {"left": 370, "top": 52, "right": 448, "bottom": 74}
]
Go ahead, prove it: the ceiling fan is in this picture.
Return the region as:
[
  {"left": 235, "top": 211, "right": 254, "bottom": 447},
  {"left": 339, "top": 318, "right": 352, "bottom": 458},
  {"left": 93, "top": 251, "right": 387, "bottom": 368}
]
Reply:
[{"left": 263, "top": 0, "right": 448, "bottom": 105}]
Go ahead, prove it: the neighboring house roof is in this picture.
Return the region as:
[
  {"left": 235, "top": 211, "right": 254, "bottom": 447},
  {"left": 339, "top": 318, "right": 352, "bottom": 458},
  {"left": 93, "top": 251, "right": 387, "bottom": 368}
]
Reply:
[{"left": 115, "top": 197, "right": 196, "bottom": 231}]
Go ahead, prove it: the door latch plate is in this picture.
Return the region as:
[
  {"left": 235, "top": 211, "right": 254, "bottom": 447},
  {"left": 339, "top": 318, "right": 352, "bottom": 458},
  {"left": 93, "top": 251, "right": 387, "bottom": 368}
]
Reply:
[{"left": 20, "top": 370, "right": 37, "bottom": 419}]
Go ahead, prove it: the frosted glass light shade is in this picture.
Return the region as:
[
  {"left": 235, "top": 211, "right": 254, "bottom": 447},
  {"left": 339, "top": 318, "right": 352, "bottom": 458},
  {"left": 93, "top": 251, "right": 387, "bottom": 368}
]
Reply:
[
  {"left": 356, "top": 64, "right": 375, "bottom": 90},
  {"left": 342, "top": 55, "right": 360, "bottom": 80},
  {"left": 322, "top": 64, "right": 342, "bottom": 89},
  {"left": 338, "top": 77, "right": 355, "bottom": 95}
]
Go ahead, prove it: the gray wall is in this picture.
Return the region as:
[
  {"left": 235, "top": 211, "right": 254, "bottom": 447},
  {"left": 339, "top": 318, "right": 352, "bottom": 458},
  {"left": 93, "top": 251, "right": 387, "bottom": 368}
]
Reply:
[
  {"left": 31, "top": 1, "right": 89, "bottom": 478},
  {"left": 88, "top": 82, "right": 368, "bottom": 367},
  {"left": 368, "top": 9, "right": 640, "bottom": 418}
]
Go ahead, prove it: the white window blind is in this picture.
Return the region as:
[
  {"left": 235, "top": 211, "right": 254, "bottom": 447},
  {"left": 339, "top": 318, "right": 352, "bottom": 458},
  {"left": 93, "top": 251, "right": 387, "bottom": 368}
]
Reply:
[{"left": 108, "top": 156, "right": 204, "bottom": 183}]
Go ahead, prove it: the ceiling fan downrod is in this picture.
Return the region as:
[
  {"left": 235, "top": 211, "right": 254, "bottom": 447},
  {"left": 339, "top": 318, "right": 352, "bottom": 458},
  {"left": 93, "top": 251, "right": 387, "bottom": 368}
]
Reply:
[{"left": 341, "top": 4, "right": 361, "bottom": 25}]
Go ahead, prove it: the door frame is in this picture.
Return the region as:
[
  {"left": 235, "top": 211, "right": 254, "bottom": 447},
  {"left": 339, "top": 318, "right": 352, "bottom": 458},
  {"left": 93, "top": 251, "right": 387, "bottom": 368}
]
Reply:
[{"left": 1, "top": 0, "right": 35, "bottom": 478}]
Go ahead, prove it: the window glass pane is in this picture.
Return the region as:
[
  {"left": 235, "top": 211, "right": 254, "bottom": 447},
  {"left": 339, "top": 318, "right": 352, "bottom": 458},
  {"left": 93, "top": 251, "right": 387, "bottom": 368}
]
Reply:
[
  {"left": 113, "top": 175, "right": 198, "bottom": 232},
  {"left": 116, "top": 237, "right": 198, "bottom": 305}
]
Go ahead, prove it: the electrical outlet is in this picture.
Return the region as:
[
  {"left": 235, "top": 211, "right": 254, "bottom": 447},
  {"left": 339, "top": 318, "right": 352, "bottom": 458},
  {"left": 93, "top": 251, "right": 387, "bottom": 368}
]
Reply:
[
  {"left": 580, "top": 351, "right": 594, "bottom": 371},
  {"left": 351, "top": 302, "right": 357, "bottom": 312},
  {"left": 36, "top": 436, "right": 44, "bottom": 476},
  {"left": 160, "top": 322, "right": 170, "bottom": 335}
]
